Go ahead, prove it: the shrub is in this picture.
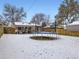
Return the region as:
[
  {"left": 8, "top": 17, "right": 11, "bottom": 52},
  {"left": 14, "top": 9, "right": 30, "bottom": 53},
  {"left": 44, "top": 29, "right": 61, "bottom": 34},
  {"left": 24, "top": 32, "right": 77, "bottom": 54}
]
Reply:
[
  {"left": 0, "top": 25, "right": 3, "bottom": 37},
  {"left": 4, "top": 27, "right": 15, "bottom": 34}
]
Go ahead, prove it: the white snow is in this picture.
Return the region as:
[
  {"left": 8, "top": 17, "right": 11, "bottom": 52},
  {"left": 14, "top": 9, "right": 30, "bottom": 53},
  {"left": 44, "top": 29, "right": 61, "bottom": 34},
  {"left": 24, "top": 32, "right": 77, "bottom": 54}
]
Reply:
[
  {"left": 68, "top": 21, "right": 79, "bottom": 25},
  {"left": 14, "top": 22, "right": 41, "bottom": 27},
  {"left": 0, "top": 34, "right": 79, "bottom": 59},
  {"left": 14, "top": 22, "right": 29, "bottom": 26}
]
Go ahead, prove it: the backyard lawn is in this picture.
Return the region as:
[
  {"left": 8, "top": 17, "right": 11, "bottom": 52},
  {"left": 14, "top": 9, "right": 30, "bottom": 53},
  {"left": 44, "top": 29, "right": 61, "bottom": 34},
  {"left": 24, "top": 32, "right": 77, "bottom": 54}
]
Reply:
[{"left": 0, "top": 34, "right": 79, "bottom": 59}]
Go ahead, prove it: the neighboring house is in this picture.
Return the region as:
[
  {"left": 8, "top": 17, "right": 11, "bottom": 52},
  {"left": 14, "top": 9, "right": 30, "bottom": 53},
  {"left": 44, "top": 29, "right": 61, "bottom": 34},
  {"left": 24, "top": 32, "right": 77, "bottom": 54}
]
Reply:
[
  {"left": 57, "top": 25, "right": 67, "bottom": 30},
  {"left": 42, "top": 24, "right": 56, "bottom": 32},
  {"left": 66, "top": 21, "right": 79, "bottom": 31},
  {"left": 43, "top": 25, "right": 50, "bottom": 29},
  {"left": 14, "top": 22, "right": 41, "bottom": 34}
]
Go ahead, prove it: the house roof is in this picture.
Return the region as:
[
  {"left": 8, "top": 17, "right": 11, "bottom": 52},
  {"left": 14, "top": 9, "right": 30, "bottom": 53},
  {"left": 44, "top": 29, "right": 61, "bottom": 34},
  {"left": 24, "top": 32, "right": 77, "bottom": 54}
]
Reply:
[
  {"left": 43, "top": 25, "right": 50, "bottom": 28},
  {"left": 57, "top": 25, "right": 67, "bottom": 29},
  {"left": 67, "top": 21, "right": 79, "bottom": 31},
  {"left": 14, "top": 22, "right": 41, "bottom": 27},
  {"left": 29, "top": 23, "right": 41, "bottom": 26},
  {"left": 68, "top": 21, "right": 79, "bottom": 26},
  {"left": 14, "top": 22, "right": 29, "bottom": 26}
]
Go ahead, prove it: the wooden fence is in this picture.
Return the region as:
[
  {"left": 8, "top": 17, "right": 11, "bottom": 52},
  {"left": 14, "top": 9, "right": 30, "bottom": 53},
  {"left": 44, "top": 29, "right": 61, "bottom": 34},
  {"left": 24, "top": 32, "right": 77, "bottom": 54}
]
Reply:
[
  {"left": 43, "top": 28, "right": 79, "bottom": 36},
  {"left": 0, "top": 24, "right": 4, "bottom": 37}
]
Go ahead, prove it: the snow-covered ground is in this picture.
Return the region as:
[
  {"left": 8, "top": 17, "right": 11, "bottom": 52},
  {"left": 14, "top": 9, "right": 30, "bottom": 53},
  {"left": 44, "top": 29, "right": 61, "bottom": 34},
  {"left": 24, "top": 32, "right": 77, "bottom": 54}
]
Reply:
[{"left": 0, "top": 34, "right": 79, "bottom": 59}]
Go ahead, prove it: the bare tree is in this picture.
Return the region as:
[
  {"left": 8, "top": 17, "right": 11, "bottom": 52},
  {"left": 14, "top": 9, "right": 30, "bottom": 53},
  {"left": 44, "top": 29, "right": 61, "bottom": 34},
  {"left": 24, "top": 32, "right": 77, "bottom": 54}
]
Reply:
[
  {"left": 30, "top": 13, "right": 49, "bottom": 25},
  {"left": 55, "top": 0, "right": 79, "bottom": 25},
  {"left": 3, "top": 4, "right": 26, "bottom": 24}
]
